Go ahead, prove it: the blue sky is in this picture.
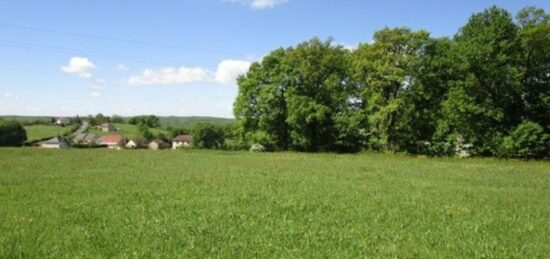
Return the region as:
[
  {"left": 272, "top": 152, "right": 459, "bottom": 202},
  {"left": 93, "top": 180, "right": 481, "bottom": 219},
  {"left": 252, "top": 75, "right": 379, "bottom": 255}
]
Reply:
[{"left": 0, "top": 0, "right": 547, "bottom": 118}]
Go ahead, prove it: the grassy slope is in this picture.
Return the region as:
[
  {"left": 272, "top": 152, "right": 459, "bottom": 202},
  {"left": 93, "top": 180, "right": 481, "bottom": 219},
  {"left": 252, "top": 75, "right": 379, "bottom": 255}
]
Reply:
[
  {"left": 87, "top": 123, "right": 168, "bottom": 139},
  {"left": 24, "top": 125, "right": 74, "bottom": 142},
  {"left": 0, "top": 149, "right": 549, "bottom": 257},
  {"left": 156, "top": 116, "right": 233, "bottom": 128}
]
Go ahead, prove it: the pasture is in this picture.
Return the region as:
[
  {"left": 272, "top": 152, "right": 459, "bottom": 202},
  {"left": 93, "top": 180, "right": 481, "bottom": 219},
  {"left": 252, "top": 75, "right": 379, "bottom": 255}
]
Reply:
[
  {"left": 0, "top": 148, "right": 549, "bottom": 257},
  {"left": 23, "top": 125, "right": 74, "bottom": 143},
  {"left": 87, "top": 123, "right": 168, "bottom": 139}
]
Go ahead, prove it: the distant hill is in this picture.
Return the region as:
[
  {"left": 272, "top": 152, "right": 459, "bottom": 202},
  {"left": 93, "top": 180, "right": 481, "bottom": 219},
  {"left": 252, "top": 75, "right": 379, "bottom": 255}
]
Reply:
[
  {"left": 1, "top": 115, "right": 234, "bottom": 128},
  {"left": 0, "top": 116, "right": 55, "bottom": 124},
  {"left": 155, "top": 116, "right": 234, "bottom": 128}
]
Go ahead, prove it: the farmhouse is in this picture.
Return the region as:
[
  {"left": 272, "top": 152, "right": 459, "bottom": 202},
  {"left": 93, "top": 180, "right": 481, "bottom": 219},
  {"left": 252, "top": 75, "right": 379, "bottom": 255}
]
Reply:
[
  {"left": 125, "top": 139, "right": 141, "bottom": 149},
  {"left": 55, "top": 117, "right": 71, "bottom": 125},
  {"left": 98, "top": 135, "right": 125, "bottom": 149},
  {"left": 74, "top": 133, "right": 98, "bottom": 145},
  {"left": 172, "top": 135, "right": 192, "bottom": 149},
  {"left": 99, "top": 123, "right": 116, "bottom": 132},
  {"left": 148, "top": 139, "right": 169, "bottom": 150},
  {"left": 38, "top": 136, "right": 68, "bottom": 149}
]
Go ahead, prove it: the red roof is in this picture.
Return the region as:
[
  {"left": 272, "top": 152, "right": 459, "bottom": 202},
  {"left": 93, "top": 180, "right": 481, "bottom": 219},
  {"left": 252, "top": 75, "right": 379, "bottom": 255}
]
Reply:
[
  {"left": 173, "top": 135, "right": 192, "bottom": 142},
  {"left": 101, "top": 135, "right": 123, "bottom": 144}
]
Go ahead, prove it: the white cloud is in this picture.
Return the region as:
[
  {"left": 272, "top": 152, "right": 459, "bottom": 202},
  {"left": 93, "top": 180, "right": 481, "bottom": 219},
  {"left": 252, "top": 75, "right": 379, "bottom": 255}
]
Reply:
[
  {"left": 215, "top": 59, "right": 251, "bottom": 84},
  {"left": 226, "top": 0, "right": 288, "bottom": 9},
  {"left": 128, "top": 66, "right": 212, "bottom": 85},
  {"left": 4, "top": 92, "right": 11, "bottom": 98},
  {"left": 91, "top": 91, "right": 102, "bottom": 98},
  {"left": 116, "top": 64, "right": 128, "bottom": 71},
  {"left": 127, "top": 59, "right": 251, "bottom": 86},
  {"left": 61, "top": 57, "right": 95, "bottom": 78}
]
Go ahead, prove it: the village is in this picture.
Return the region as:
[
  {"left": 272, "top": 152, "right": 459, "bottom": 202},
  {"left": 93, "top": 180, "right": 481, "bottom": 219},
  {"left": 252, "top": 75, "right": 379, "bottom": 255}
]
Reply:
[{"left": 36, "top": 117, "right": 194, "bottom": 150}]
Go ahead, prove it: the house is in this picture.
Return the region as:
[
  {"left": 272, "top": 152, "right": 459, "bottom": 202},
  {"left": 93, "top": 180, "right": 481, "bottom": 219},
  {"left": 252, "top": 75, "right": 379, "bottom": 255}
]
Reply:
[
  {"left": 99, "top": 123, "right": 116, "bottom": 132},
  {"left": 55, "top": 117, "right": 71, "bottom": 125},
  {"left": 38, "top": 136, "right": 68, "bottom": 149},
  {"left": 172, "top": 135, "right": 193, "bottom": 149},
  {"left": 74, "top": 133, "right": 98, "bottom": 145},
  {"left": 83, "top": 134, "right": 99, "bottom": 145},
  {"left": 125, "top": 139, "right": 140, "bottom": 149},
  {"left": 98, "top": 135, "right": 125, "bottom": 149},
  {"left": 148, "top": 139, "right": 169, "bottom": 150}
]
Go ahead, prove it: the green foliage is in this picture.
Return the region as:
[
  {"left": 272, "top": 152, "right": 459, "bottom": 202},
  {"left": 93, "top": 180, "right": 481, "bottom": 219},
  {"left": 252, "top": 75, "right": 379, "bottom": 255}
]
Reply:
[
  {"left": 192, "top": 123, "right": 225, "bottom": 149},
  {"left": 0, "top": 149, "right": 549, "bottom": 257},
  {"left": 24, "top": 125, "right": 74, "bottom": 143},
  {"left": 128, "top": 115, "right": 161, "bottom": 128},
  {"left": 0, "top": 120, "right": 27, "bottom": 146},
  {"left": 500, "top": 121, "right": 550, "bottom": 158},
  {"left": 233, "top": 6, "right": 548, "bottom": 158}
]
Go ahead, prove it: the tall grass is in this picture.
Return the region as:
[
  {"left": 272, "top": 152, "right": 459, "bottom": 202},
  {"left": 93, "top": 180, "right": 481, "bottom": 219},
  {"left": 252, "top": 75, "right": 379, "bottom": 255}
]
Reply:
[{"left": 0, "top": 148, "right": 548, "bottom": 257}]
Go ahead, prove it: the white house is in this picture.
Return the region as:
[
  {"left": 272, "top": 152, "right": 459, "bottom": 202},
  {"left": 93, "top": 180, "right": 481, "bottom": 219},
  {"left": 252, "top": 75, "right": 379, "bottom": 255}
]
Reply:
[
  {"left": 99, "top": 123, "right": 116, "bottom": 132},
  {"left": 172, "top": 135, "right": 192, "bottom": 149},
  {"left": 39, "top": 136, "right": 68, "bottom": 149},
  {"left": 125, "top": 139, "right": 139, "bottom": 149},
  {"left": 55, "top": 117, "right": 71, "bottom": 125},
  {"left": 148, "top": 139, "right": 168, "bottom": 150}
]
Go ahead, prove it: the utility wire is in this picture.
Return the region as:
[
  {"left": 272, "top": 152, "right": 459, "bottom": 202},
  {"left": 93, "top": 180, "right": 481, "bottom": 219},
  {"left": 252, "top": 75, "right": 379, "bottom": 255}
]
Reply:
[
  {"left": 0, "top": 23, "right": 244, "bottom": 56},
  {"left": 0, "top": 40, "right": 203, "bottom": 66}
]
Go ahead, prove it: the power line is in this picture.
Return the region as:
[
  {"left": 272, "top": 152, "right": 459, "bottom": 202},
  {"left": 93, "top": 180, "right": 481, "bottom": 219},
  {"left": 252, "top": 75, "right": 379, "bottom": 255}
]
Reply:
[
  {"left": 0, "top": 22, "right": 244, "bottom": 56},
  {"left": 0, "top": 40, "right": 203, "bottom": 66}
]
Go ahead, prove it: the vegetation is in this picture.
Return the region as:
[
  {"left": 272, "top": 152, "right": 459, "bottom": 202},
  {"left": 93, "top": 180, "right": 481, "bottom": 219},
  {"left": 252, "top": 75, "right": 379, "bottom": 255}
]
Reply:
[
  {"left": 0, "top": 120, "right": 27, "bottom": 146},
  {"left": 234, "top": 6, "right": 550, "bottom": 158},
  {"left": 191, "top": 122, "right": 225, "bottom": 149},
  {"left": 23, "top": 125, "right": 75, "bottom": 143},
  {"left": 128, "top": 115, "right": 161, "bottom": 128},
  {"left": 87, "top": 123, "right": 168, "bottom": 140},
  {"left": 0, "top": 148, "right": 549, "bottom": 257}
]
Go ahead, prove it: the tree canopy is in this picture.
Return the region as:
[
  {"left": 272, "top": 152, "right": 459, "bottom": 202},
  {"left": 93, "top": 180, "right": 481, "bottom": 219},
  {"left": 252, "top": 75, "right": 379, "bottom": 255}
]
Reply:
[{"left": 234, "top": 6, "right": 549, "bottom": 158}]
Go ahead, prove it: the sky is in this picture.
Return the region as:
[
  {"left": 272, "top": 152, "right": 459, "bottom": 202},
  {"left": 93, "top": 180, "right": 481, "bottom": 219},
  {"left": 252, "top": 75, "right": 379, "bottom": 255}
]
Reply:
[{"left": 0, "top": 0, "right": 547, "bottom": 118}]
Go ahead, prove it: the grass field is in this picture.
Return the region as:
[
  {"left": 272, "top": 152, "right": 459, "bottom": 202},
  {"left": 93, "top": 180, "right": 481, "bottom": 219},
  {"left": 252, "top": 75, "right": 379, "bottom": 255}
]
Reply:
[
  {"left": 23, "top": 125, "right": 75, "bottom": 142},
  {"left": 87, "top": 123, "right": 169, "bottom": 139},
  {"left": 0, "top": 149, "right": 549, "bottom": 257}
]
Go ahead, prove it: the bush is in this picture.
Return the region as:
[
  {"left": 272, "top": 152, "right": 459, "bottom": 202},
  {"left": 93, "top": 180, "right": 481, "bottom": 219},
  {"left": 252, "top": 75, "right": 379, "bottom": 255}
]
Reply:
[
  {"left": 192, "top": 123, "right": 225, "bottom": 149},
  {"left": 500, "top": 121, "right": 549, "bottom": 159},
  {"left": 249, "top": 144, "right": 266, "bottom": 152},
  {"left": 0, "top": 119, "right": 27, "bottom": 146}
]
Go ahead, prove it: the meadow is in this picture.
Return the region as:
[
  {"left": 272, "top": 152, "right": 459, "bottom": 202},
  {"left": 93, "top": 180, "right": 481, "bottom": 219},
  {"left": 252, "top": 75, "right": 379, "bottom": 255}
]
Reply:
[
  {"left": 0, "top": 148, "right": 549, "bottom": 257},
  {"left": 87, "top": 123, "right": 169, "bottom": 139},
  {"left": 23, "top": 125, "right": 75, "bottom": 143}
]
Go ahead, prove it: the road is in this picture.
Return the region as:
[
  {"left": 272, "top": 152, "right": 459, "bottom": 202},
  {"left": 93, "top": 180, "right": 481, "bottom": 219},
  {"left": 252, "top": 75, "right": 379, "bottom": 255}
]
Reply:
[{"left": 71, "top": 121, "right": 89, "bottom": 137}]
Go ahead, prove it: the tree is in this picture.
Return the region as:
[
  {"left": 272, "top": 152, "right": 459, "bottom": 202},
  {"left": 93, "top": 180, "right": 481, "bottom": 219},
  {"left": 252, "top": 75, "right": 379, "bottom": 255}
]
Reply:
[
  {"left": 129, "top": 115, "right": 160, "bottom": 128},
  {"left": 395, "top": 38, "right": 460, "bottom": 154},
  {"left": 111, "top": 115, "right": 125, "bottom": 123},
  {"left": 0, "top": 119, "right": 27, "bottom": 146},
  {"left": 353, "top": 28, "right": 430, "bottom": 150},
  {"left": 192, "top": 123, "right": 225, "bottom": 149},
  {"left": 500, "top": 121, "right": 549, "bottom": 159},
  {"left": 516, "top": 7, "right": 550, "bottom": 131},
  {"left": 235, "top": 38, "right": 362, "bottom": 152},
  {"left": 436, "top": 6, "right": 523, "bottom": 155}
]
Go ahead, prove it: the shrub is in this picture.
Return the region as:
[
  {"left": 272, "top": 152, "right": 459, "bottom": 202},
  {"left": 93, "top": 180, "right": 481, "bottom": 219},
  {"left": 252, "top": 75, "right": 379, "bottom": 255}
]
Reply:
[
  {"left": 0, "top": 119, "right": 27, "bottom": 146},
  {"left": 192, "top": 123, "right": 225, "bottom": 149},
  {"left": 249, "top": 144, "right": 266, "bottom": 152},
  {"left": 500, "top": 121, "right": 549, "bottom": 159}
]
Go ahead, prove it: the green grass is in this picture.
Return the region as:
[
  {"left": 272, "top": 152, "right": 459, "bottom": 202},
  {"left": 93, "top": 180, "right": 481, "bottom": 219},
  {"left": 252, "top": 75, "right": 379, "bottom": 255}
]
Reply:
[
  {"left": 23, "top": 125, "right": 74, "bottom": 142},
  {"left": 87, "top": 123, "right": 168, "bottom": 139},
  {"left": 0, "top": 149, "right": 549, "bottom": 257}
]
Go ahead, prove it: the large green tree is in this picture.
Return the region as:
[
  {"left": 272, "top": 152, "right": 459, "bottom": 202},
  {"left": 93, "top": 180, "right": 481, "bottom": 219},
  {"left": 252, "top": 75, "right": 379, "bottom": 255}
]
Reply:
[
  {"left": 0, "top": 119, "right": 27, "bottom": 146},
  {"left": 436, "top": 7, "right": 524, "bottom": 155},
  {"left": 353, "top": 28, "right": 430, "bottom": 150},
  {"left": 516, "top": 7, "right": 550, "bottom": 131}
]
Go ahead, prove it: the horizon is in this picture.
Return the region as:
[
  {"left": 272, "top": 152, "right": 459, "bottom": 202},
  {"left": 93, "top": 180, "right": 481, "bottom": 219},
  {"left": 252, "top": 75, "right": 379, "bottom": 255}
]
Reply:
[{"left": 1, "top": 0, "right": 548, "bottom": 118}]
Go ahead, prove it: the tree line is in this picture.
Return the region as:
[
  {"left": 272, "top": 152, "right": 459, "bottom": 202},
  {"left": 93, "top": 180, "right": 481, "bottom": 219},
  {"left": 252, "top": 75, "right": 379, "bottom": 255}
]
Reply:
[{"left": 234, "top": 6, "right": 550, "bottom": 158}]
